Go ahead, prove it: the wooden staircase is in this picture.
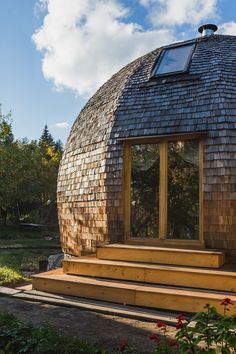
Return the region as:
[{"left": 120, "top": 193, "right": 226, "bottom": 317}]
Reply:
[{"left": 32, "top": 244, "right": 236, "bottom": 315}]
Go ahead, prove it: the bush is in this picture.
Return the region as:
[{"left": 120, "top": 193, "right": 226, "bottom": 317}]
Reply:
[
  {"left": 0, "top": 266, "right": 26, "bottom": 286},
  {"left": 0, "top": 312, "right": 105, "bottom": 354},
  {"left": 119, "top": 299, "right": 236, "bottom": 353}
]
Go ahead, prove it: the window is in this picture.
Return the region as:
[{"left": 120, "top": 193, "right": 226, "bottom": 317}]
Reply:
[
  {"left": 125, "top": 138, "right": 201, "bottom": 242},
  {"left": 167, "top": 140, "right": 199, "bottom": 240},
  {"left": 131, "top": 144, "right": 160, "bottom": 238},
  {"left": 152, "top": 43, "right": 195, "bottom": 76}
]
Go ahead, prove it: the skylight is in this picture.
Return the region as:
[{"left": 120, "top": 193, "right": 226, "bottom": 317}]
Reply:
[{"left": 153, "top": 43, "right": 195, "bottom": 76}]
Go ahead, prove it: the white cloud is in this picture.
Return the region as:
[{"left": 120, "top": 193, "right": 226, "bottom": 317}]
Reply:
[
  {"left": 33, "top": 0, "right": 222, "bottom": 98},
  {"left": 220, "top": 21, "right": 236, "bottom": 35},
  {"left": 34, "top": 0, "right": 47, "bottom": 17},
  {"left": 51, "top": 122, "right": 69, "bottom": 129},
  {"left": 33, "top": 0, "right": 174, "bottom": 97},
  {"left": 139, "top": 0, "right": 218, "bottom": 27}
]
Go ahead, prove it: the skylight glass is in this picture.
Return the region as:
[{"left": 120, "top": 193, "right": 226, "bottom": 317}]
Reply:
[{"left": 154, "top": 43, "right": 195, "bottom": 76}]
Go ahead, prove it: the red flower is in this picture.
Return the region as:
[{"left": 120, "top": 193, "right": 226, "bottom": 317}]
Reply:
[
  {"left": 149, "top": 334, "right": 161, "bottom": 344},
  {"left": 176, "top": 313, "right": 185, "bottom": 322},
  {"left": 157, "top": 321, "right": 166, "bottom": 329},
  {"left": 220, "top": 298, "right": 234, "bottom": 306},
  {"left": 169, "top": 339, "right": 179, "bottom": 347},
  {"left": 176, "top": 320, "right": 184, "bottom": 329},
  {"left": 119, "top": 340, "right": 128, "bottom": 352}
]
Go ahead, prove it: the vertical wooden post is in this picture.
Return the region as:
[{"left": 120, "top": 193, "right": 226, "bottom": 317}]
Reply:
[
  {"left": 199, "top": 141, "right": 204, "bottom": 243},
  {"left": 159, "top": 142, "right": 168, "bottom": 239},
  {"left": 123, "top": 142, "right": 131, "bottom": 242}
]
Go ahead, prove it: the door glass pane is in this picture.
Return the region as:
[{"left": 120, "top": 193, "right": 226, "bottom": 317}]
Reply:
[
  {"left": 131, "top": 144, "right": 160, "bottom": 238},
  {"left": 168, "top": 140, "right": 199, "bottom": 240}
]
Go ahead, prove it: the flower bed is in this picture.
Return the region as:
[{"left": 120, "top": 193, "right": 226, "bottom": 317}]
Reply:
[{"left": 119, "top": 299, "right": 236, "bottom": 353}]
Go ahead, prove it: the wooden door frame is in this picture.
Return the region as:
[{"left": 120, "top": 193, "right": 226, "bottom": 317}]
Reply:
[{"left": 123, "top": 133, "right": 205, "bottom": 249}]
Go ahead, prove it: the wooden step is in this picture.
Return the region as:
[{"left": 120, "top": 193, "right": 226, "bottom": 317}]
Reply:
[
  {"left": 13, "top": 288, "right": 183, "bottom": 325},
  {"left": 63, "top": 257, "right": 236, "bottom": 292},
  {"left": 32, "top": 269, "right": 236, "bottom": 315},
  {"left": 97, "top": 244, "right": 225, "bottom": 268}
]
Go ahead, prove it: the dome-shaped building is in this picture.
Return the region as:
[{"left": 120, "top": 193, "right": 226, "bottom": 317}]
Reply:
[
  {"left": 33, "top": 26, "right": 236, "bottom": 315},
  {"left": 58, "top": 25, "right": 236, "bottom": 263}
]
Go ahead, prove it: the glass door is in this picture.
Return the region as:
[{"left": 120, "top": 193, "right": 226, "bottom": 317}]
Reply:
[
  {"left": 131, "top": 144, "right": 160, "bottom": 239},
  {"left": 167, "top": 140, "right": 199, "bottom": 240},
  {"left": 126, "top": 139, "right": 200, "bottom": 243}
]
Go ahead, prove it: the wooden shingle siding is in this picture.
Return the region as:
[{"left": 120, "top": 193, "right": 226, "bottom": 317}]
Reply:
[{"left": 58, "top": 35, "right": 236, "bottom": 261}]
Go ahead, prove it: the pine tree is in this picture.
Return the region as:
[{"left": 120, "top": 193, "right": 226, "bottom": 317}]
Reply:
[
  {"left": 55, "top": 139, "right": 63, "bottom": 154},
  {"left": 39, "top": 124, "right": 55, "bottom": 148}
]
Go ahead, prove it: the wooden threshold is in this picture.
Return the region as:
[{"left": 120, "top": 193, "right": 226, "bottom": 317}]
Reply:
[{"left": 126, "top": 239, "right": 205, "bottom": 249}]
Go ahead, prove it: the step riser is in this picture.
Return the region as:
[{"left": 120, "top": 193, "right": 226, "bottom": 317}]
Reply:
[
  {"left": 33, "top": 277, "right": 135, "bottom": 305},
  {"left": 63, "top": 261, "right": 236, "bottom": 292},
  {"left": 97, "top": 248, "right": 225, "bottom": 268},
  {"left": 33, "top": 276, "right": 236, "bottom": 316}
]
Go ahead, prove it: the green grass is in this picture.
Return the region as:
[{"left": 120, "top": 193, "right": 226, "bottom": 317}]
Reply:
[
  {"left": 0, "top": 226, "right": 62, "bottom": 286},
  {"left": 0, "top": 249, "right": 60, "bottom": 272},
  {"left": 0, "top": 225, "right": 59, "bottom": 240},
  {"left": 0, "top": 237, "right": 60, "bottom": 248},
  {"left": 0, "top": 265, "right": 29, "bottom": 287}
]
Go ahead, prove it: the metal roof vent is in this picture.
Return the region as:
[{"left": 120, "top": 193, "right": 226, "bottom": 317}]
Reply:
[{"left": 198, "top": 24, "right": 218, "bottom": 36}]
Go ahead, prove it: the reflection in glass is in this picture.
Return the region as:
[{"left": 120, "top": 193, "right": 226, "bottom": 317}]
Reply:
[
  {"left": 131, "top": 144, "right": 159, "bottom": 238},
  {"left": 155, "top": 44, "right": 194, "bottom": 75},
  {"left": 168, "top": 140, "right": 199, "bottom": 240}
]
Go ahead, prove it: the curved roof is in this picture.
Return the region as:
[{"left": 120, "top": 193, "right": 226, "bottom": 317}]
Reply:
[{"left": 65, "top": 34, "right": 236, "bottom": 155}]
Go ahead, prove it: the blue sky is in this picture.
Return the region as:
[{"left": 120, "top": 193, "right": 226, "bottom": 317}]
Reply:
[{"left": 0, "top": 0, "right": 236, "bottom": 144}]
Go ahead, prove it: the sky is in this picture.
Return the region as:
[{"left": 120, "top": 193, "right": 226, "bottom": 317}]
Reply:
[{"left": 0, "top": 0, "right": 236, "bottom": 144}]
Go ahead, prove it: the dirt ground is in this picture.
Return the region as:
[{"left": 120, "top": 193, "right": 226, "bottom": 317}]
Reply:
[{"left": 0, "top": 295, "right": 177, "bottom": 353}]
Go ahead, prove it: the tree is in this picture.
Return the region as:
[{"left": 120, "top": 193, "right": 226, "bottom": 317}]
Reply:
[
  {"left": 24, "top": 125, "right": 63, "bottom": 223},
  {"left": 39, "top": 125, "right": 54, "bottom": 149},
  {"left": 0, "top": 113, "right": 63, "bottom": 226},
  {"left": 0, "top": 107, "right": 14, "bottom": 144},
  {"left": 0, "top": 110, "right": 18, "bottom": 224}
]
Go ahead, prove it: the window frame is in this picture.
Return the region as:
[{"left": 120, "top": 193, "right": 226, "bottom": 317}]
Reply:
[
  {"left": 150, "top": 42, "right": 197, "bottom": 78},
  {"left": 123, "top": 133, "right": 204, "bottom": 248}
]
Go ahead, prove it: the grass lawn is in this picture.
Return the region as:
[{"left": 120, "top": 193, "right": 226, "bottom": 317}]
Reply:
[
  {"left": 0, "top": 225, "right": 61, "bottom": 286},
  {"left": 0, "top": 237, "right": 60, "bottom": 248},
  {"left": 0, "top": 224, "right": 59, "bottom": 239}
]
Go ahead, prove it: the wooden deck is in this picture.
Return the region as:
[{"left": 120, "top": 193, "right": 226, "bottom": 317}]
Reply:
[{"left": 33, "top": 244, "right": 236, "bottom": 315}]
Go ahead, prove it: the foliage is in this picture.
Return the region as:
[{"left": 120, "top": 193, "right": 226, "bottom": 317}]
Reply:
[
  {"left": 0, "top": 224, "right": 58, "bottom": 240},
  {"left": 0, "top": 265, "right": 27, "bottom": 286},
  {"left": 0, "top": 226, "right": 61, "bottom": 283},
  {"left": 175, "top": 301, "right": 236, "bottom": 353},
  {"left": 0, "top": 109, "right": 63, "bottom": 225},
  {"left": 0, "top": 312, "right": 105, "bottom": 354},
  {"left": 0, "top": 247, "right": 60, "bottom": 274},
  {"left": 119, "top": 299, "right": 236, "bottom": 354},
  {"left": 0, "top": 106, "right": 13, "bottom": 144},
  {"left": 148, "top": 321, "right": 179, "bottom": 354}
]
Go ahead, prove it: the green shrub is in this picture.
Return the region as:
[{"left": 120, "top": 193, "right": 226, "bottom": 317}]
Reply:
[
  {"left": 0, "top": 266, "right": 26, "bottom": 286},
  {"left": 119, "top": 299, "right": 236, "bottom": 353},
  {"left": 175, "top": 299, "right": 236, "bottom": 354},
  {"left": 0, "top": 312, "right": 105, "bottom": 354}
]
